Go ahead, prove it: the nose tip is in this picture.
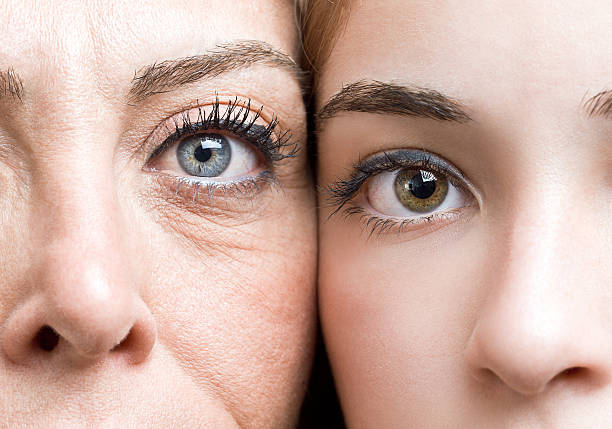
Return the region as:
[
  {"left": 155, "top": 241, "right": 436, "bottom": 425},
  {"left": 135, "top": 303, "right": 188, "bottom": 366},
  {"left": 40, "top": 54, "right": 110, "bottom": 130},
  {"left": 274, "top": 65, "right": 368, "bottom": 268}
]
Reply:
[
  {"left": 0, "top": 264, "right": 157, "bottom": 366},
  {"left": 466, "top": 335, "right": 575, "bottom": 396},
  {"left": 465, "top": 318, "right": 610, "bottom": 396}
]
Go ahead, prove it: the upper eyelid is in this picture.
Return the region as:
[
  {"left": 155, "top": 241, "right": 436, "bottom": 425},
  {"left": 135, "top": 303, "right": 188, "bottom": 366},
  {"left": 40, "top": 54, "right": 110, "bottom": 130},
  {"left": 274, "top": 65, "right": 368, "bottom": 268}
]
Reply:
[
  {"left": 140, "top": 97, "right": 297, "bottom": 164},
  {"left": 353, "top": 149, "right": 466, "bottom": 179},
  {"left": 143, "top": 98, "right": 262, "bottom": 154}
]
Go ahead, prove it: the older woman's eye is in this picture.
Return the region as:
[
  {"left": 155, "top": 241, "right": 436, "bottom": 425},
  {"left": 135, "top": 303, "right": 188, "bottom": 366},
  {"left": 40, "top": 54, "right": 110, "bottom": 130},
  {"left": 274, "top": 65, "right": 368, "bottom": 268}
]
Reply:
[
  {"left": 142, "top": 98, "right": 298, "bottom": 203},
  {"left": 178, "top": 134, "right": 231, "bottom": 177},
  {"left": 152, "top": 132, "right": 259, "bottom": 180},
  {"left": 367, "top": 168, "right": 469, "bottom": 218}
]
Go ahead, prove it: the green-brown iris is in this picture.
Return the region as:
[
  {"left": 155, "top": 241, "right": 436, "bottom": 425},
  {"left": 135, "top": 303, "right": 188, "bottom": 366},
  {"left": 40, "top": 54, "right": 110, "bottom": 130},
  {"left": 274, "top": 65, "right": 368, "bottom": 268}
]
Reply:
[{"left": 393, "top": 169, "right": 449, "bottom": 213}]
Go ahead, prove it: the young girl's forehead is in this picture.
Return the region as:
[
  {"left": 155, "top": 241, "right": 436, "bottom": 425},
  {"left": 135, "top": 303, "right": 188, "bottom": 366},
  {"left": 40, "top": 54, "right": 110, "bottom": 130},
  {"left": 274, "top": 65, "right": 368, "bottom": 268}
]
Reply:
[
  {"left": 323, "top": 2, "right": 609, "bottom": 82},
  {"left": 313, "top": 1, "right": 612, "bottom": 427}
]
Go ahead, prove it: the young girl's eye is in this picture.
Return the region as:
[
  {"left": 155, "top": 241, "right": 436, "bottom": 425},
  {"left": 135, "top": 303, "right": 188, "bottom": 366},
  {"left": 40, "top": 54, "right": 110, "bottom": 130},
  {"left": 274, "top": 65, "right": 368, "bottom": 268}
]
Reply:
[
  {"left": 149, "top": 132, "right": 259, "bottom": 180},
  {"left": 326, "top": 149, "right": 479, "bottom": 235},
  {"left": 367, "top": 168, "right": 469, "bottom": 217}
]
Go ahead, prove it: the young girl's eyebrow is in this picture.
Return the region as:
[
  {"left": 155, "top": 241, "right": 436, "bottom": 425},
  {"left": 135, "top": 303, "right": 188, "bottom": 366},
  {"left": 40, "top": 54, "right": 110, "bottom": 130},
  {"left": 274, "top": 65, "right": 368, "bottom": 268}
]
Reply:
[
  {"left": 316, "top": 79, "right": 472, "bottom": 131},
  {"left": 583, "top": 89, "right": 612, "bottom": 119}
]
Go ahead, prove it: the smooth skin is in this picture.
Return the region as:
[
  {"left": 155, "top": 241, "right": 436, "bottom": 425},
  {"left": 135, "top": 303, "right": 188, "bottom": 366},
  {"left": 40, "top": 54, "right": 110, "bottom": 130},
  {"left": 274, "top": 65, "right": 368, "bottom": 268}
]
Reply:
[
  {"left": 316, "top": 0, "right": 612, "bottom": 427},
  {"left": 0, "top": 0, "right": 315, "bottom": 427}
]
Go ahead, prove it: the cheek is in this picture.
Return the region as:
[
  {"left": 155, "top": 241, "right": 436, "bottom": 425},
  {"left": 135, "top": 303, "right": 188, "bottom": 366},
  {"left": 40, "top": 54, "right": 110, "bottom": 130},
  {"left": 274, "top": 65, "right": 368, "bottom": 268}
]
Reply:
[
  {"left": 139, "top": 188, "right": 317, "bottom": 424},
  {"left": 318, "top": 216, "right": 489, "bottom": 424}
]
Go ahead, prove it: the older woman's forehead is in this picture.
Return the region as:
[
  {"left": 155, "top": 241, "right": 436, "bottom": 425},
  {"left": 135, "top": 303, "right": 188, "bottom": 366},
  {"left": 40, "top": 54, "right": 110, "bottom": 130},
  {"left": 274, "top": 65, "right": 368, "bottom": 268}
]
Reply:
[{"left": 0, "top": 0, "right": 299, "bottom": 85}]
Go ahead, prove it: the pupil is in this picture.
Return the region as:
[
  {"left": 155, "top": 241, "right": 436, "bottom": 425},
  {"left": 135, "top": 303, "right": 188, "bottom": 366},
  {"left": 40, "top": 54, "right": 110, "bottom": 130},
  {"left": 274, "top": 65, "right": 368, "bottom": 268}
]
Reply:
[
  {"left": 409, "top": 172, "right": 437, "bottom": 199},
  {"left": 194, "top": 145, "right": 212, "bottom": 163}
]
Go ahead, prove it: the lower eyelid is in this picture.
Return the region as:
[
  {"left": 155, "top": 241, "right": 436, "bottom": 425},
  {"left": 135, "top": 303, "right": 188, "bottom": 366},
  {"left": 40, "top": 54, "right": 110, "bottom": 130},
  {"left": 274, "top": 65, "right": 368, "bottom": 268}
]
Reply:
[
  {"left": 341, "top": 203, "right": 468, "bottom": 238},
  {"left": 140, "top": 174, "right": 278, "bottom": 225},
  {"left": 151, "top": 169, "right": 276, "bottom": 197}
]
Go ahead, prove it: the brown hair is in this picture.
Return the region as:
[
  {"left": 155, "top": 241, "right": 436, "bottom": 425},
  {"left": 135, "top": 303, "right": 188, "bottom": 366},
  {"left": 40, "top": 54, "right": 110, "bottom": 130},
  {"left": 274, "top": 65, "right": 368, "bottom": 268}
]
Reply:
[{"left": 299, "top": 0, "right": 351, "bottom": 74}]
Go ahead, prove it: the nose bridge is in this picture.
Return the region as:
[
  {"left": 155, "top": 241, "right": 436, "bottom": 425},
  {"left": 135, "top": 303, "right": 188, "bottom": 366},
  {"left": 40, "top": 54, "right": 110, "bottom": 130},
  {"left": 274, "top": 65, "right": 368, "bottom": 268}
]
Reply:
[
  {"left": 33, "top": 144, "right": 136, "bottom": 353},
  {"left": 0, "top": 130, "right": 156, "bottom": 365},
  {"left": 466, "top": 188, "right": 610, "bottom": 395}
]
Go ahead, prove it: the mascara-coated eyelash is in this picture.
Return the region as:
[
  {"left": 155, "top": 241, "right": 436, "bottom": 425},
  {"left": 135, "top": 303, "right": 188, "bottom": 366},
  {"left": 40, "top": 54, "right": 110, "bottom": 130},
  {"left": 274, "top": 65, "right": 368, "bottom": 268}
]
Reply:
[
  {"left": 146, "top": 96, "right": 297, "bottom": 166},
  {"left": 144, "top": 97, "right": 298, "bottom": 203},
  {"left": 326, "top": 149, "right": 477, "bottom": 236}
]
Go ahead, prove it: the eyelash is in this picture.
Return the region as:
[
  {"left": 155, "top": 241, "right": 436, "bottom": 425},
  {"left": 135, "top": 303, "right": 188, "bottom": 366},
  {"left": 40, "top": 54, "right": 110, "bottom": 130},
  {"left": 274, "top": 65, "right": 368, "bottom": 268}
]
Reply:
[
  {"left": 145, "top": 96, "right": 297, "bottom": 202},
  {"left": 326, "top": 150, "right": 474, "bottom": 236}
]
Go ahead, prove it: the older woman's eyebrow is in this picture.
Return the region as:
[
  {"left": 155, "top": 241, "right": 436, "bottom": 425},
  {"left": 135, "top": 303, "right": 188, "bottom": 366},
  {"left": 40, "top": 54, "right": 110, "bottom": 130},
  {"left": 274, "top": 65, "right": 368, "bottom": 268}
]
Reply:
[
  {"left": 128, "top": 40, "right": 304, "bottom": 103},
  {"left": 0, "top": 68, "right": 24, "bottom": 102},
  {"left": 316, "top": 80, "right": 471, "bottom": 130}
]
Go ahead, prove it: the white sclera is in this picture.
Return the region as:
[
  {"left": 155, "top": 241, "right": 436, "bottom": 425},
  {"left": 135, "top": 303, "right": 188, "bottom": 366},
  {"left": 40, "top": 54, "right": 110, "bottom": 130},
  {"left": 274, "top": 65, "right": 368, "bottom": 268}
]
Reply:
[{"left": 367, "top": 169, "right": 469, "bottom": 217}]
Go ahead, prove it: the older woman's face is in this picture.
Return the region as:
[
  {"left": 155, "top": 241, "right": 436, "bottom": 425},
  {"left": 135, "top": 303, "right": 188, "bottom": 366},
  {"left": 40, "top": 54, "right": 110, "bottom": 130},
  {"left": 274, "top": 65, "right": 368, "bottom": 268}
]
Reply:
[
  {"left": 0, "top": 1, "right": 315, "bottom": 427},
  {"left": 317, "top": 0, "right": 612, "bottom": 426}
]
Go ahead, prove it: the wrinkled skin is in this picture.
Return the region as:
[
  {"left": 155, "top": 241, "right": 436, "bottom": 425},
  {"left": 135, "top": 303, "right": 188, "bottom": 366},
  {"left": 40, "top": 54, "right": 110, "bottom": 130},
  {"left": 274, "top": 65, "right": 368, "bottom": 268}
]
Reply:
[
  {"left": 0, "top": 1, "right": 316, "bottom": 427},
  {"left": 316, "top": 1, "right": 612, "bottom": 427}
]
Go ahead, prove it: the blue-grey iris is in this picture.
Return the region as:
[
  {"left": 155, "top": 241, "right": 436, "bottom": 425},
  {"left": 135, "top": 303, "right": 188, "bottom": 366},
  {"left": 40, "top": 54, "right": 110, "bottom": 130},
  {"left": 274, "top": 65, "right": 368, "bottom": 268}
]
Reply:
[{"left": 176, "top": 133, "right": 231, "bottom": 177}]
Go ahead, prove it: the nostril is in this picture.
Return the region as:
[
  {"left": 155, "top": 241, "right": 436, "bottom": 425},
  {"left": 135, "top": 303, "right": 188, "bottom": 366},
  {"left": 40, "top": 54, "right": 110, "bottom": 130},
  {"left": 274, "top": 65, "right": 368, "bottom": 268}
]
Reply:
[
  {"left": 550, "top": 366, "right": 601, "bottom": 392},
  {"left": 110, "top": 329, "right": 133, "bottom": 353},
  {"left": 555, "top": 366, "right": 588, "bottom": 382},
  {"left": 560, "top": 367, "right": 583, "bottom": 377},
  {"left": 35, "top": 326, "right": 59, "bottom": 352}
]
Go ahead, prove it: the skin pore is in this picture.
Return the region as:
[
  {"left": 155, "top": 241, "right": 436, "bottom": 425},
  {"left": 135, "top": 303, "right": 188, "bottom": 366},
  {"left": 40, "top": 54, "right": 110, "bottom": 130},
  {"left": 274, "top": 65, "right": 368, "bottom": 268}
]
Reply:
[
  {"left": 0, "top": 1, "right": 315, "bottom": 427},
  {"left": 316, "top": 0, "right": 612, "bottom": 427}
]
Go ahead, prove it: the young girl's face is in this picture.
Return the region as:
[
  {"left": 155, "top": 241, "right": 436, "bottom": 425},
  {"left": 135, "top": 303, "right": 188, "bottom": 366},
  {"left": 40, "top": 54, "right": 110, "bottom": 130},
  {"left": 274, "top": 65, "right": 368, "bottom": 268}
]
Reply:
[{"left": 316, "top": 0, "right": 612, "bottom": 426}]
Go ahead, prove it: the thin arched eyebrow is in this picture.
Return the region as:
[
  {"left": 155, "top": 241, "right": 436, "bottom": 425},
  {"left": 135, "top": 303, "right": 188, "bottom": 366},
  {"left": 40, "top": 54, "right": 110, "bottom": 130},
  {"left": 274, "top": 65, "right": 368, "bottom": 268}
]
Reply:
[
  {"left": 128, "top": 40, "right": 306, "bottom": 103},
  {"left": 316, "top": 80, "right": 471, "bottom": 131},
  {"left": 0, "top": 68, "right": 24, "bottom": 101}
]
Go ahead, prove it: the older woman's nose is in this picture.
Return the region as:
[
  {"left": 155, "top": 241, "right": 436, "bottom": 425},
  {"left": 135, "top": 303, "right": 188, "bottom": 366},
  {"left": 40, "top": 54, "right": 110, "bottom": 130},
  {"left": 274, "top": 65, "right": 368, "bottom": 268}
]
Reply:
[
  {"left": 0, "top": 174, "right": 156, "bottom": 366},
  {"left": 465, "top": 210, "right": 611, "bottom": 396}
]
